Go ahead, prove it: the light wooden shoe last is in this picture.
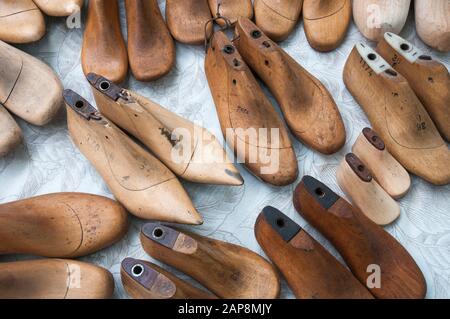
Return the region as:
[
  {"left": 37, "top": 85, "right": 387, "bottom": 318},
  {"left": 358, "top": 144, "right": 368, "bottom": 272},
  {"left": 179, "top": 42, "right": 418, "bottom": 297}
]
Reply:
[
  {"left": 82, "top": 0, "right": 128, "bottom": 83},
  {"left": 352, "top": 127, "right": 411, "bottom": 199},
  {"left": 121, "top": 258, "right": 217, "bottom": 299},
  {"left": 0, "top": 41, "right": 62, "bottom": 126},
  {"left": 33, "top": 0, "right": 83, "bottom": 17},
  {"left": 337, "top": 153, "right": 400, "bottom": 225},
  {"left": 343, "top": 43, "right": 450, "bottom": 186},
  {"left": 0, "top": 259, "right": 114, "bottom": 299},
  {"left": 377, "top": 32, "right": 450, "bottom": 141},
  {"left": 0, "top": 0, "right": 45, "bottom": 44},
  {"left": 140, "top": 222, "right": 281, "bottom": 299},
  {"left": 415, "top": 0, "right": 450, "bottom": 52},
  {"left": 0, "top": 106, "right": 22, "bottom": 157},
  {"left": 255, "top": 206, "right": 374, "bottom": 299},
  {"left": 208, "top": 0, "right": 253, "bottom": 26},
  {"left": 125, "top": 0, "right": 175, "bottom": 81},
  {"left": 253, "top": 0, "right": 303, "bottom": 42},
  {"left": 353, "top": 0, "right": 411, "bottom": 41},
  {"left": 205, "top": 31, "right": 298, "bottom": 186},
  {"left": 0, "top": 193, "right": 128, "bottom": 258},
  {"left": 303, "top": 0, "right": 352, "bottom": 52},
  {"left": 165, "top": 0, "right": 212, "bottom": 45},
  {"left": 63, "top": 90, "right": 203, "bottom": 225},
  {"left": 235, "top": 18, "right": 346, "bottom": 154},
  {"left": 87, "top": 73, "right": 243, "bottom": 186}
]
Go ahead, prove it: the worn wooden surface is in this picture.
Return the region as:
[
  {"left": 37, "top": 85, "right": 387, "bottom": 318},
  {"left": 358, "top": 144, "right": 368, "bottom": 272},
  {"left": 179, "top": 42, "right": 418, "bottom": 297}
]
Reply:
[
  {"left": 82, "top": 0, "right": 128, "bottom": 83},
  {"left": 125, "top": 0, "right": 175, "bottom": 81},
  {"left": 0, "top": 259, "right": 114, "bottom": 299},
  {"left": 205, "top": 30, "right": 298, "bottom": 186},
  {"left": 64, "top": 90, "right": 202, "bottom": 224},
  {"left": 344, "top": 44, "right": 450, "bottom": 185},
  {"left": 88, "top": 73, "right": 243, "bottom": 185},
  {"left": 235, "top": 18, "right": 346, "bottom": 154},
  {"left": 0, "top": 193, "right": 128, "bottom": 258},
  {"left": 303, "top": 0, "right": 352, "bottom": 52},
  {"left": 141, "top": 222, "right": 280, "bottom": 299},
  {"left": 255, "top": 206, "right": 374, "bottom": 299},
  {"left": 121, "top": 257, "right": 217, "bottom": 299},
  {"left": 294, "top": 176, "right": 427, "bottom": 299}
]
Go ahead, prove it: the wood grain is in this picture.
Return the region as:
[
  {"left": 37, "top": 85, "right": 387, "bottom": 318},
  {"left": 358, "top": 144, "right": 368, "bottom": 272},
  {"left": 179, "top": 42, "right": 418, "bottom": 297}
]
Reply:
[
  {"left": 352, "top": 127, "right": 411, "bottom": 199},
  {"left": 0, "top": 193, "right": 128, "bottom": 258},
  {"left": 166, "top": 0, "right": 212, "bottom": 45},
  {"left": 353, "top": 0, "right": 410, "bottom": 41},
  {"left": 0, "top": 259, "right": 114, "bottom": 299},
  {"left": 303, "top": 0, "right": 352, "bottom": 52},
  {"left": 0, "top": 0, "right": 45, "bottom": 43},
  {"left": 208, "top": 0, "right": 253, "bottom": 25},
  {"left": 415, "top": 0, "right": 450, "bottom": 52},
  {"left": 293, "top": 175, "right": 427, "bottom": 299},
  {"left": 336, "top": 153, "right": 400, "bottom": 225},
  {"left": 377, "top": 33, "right": 450, "bottom": 141},
  {"left": 140, "top": 222, "right": 280, "bottom": 299},
  {"left": 235, "top": 18, "right": 346, "bottom": 155},
  {"left": 0, "top": 106, "right": 22, "bottom": 157},
  {"left": 205, "top": 31, "right": 298, "bottom": 186},
  {"left": 253, "top": 0, "right": 302, "bottom": 41},
  {"left": 33, "top": 0, "right": 83, "bottom": 16},
  {"left": 343, "top": 44, "right": 450, "bottom": 185},
  {"left": 125, "top": 0, "right": 175, "bottom": 81},
  {"left": 63, "top": 89, "right": 203, "bottom": 225},
  {"left": 82, "top": 0, "right": 128, "bottom": 83},
  {"left": 88, "top": 73, "right": 243, "bottom": 186},
  {"left": 255, "top": 206, "right": 374, "bottom": 299},
  {"left": 121, "top": 258, "right": 217, "bottom": 299},
  {"left": 0, "top": 40, "right": 62, "bottom": 126}
]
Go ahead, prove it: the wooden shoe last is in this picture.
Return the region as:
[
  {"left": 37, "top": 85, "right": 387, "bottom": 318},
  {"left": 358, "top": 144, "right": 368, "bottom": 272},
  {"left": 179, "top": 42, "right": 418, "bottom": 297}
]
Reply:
[
  {"left": 377, "top": 32, "right": 450, "bottom": 141},
  {"left": 0, "top": 106, "right": 22, "bottom": 156},
  {"left": 343, "top": 43, "right": 450, "bottom": 185},
  {"left": 140, "top": 222, "right": 280, "bottom": 299},
  {"left": 235, "top": 18, "right": 346, "bottom": 154},
  {"left": 0, "top": 0, "right": 45, "bottom": 43},
  {"left": 165, "top": 0, "right": 212, "bottom": 45},
  {"left": 303, "top": 0, "right": 352, "bottom": 52},
  {"left": 255, "top": 206, "right": 374, "bottom": 299},
  {"left": 121, "top": 258, "right": 217, "bottom": 299},
  {"left": 82, "top": 0, "right": 128, "bottom": 83},
  {"left": 125, "top": 0, "right": 175, "bottom": 81},
  {"left": 0, "top": 40, "right": 62, "bottom": 126},
  {"left": 353, "top": 0, "right": 411, "bottom": 41},
  {"left": 253, "top": 0, "right": 303, "bottom": 41},
  {"left": 293, "top": 176, "right": 427, "bottom": 299},
  {"left": 352, "top": 127, "right": 411, "bottom": 199},
  {"left": 205, "top": 31, "right": 298, "bottom": 186},
  {"left": 415, "top": 0, "right": 450, "bottom": 52},
  {"left": 64, "top": 90, "right": 202, "bottom": 225},
  {"left": 336, "top": 153, "right": 400, "bottom": 225},
  {"left": 0, "top": 259, "right": 114, "bottom": 299},
  {"left": 0, "top": 193, "right": 128, "bottom": 258},
  {"left": 88, "top": 73, "right": 243, "bottom": 186}
]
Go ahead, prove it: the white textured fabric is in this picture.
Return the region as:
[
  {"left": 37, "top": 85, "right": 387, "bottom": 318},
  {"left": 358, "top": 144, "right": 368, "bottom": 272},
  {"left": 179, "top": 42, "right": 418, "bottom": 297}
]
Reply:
[{"left": 0, "top": 1, "right": 449, "bottom": 299}]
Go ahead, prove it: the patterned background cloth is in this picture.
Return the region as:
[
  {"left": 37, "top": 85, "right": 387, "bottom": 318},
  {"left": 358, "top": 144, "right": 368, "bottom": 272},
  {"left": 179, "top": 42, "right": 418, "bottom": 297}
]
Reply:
[{"left": 0, "top": 1, "right": 449, "bottom": 299}]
